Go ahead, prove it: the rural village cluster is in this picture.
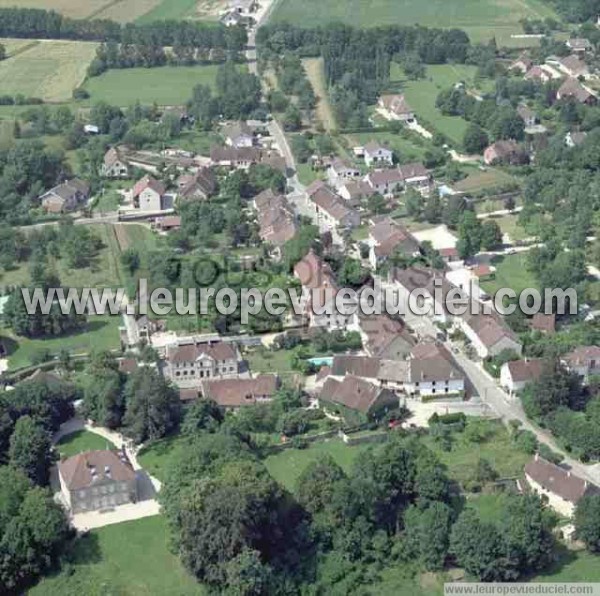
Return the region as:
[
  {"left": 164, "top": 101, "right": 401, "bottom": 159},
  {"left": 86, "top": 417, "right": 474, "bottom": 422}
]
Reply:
[{"left": 1, "top": 0, "right": 600, "bottom": 594}]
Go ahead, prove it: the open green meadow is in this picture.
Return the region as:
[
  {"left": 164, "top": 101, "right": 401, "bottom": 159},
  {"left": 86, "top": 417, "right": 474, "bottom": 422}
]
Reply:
[
  {"left": 82, "top": 64, "right": 226, "bottom": 106},
  {"left": 56, "top": 429, "right": 116, "bottom": 457},
  {"left": 454, "top": 168, "right": 518, "bottom": 193},
  {"left": 387, "top": 64, "right": 490, "bottom": 145},
  {"left": 0, "top": 40, "right": 97, "bottom": 102},
  {"left": 481, "top": 253, "right": 538, "bottom": 297},
  {"left": 30, "top": 516, "right": 204, "bottom": 595},
  {"left": 264, "top": 439, "right": 372, "bottom": 492},
  {"left": 1, "top": 314, "right": 121, "bottom": 369},
  {"left": 272, "top": 0, "right": 558, "bottom": 45}
]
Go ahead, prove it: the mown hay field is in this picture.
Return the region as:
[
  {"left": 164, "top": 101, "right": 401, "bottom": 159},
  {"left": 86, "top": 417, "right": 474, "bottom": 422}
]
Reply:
[
  {"left": 0, "top": 39, "right": 97, "bottom": 102},
  {"left": 272, "top": 0, "right": 559, "bottom": 45}
]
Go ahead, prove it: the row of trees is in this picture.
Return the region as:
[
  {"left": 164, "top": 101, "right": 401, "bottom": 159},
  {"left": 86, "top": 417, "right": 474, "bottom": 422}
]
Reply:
[
  {"left": 0, "top": 8, "right": 247, "bottom": 48},
  {"left": 88, "top": 40, "right": 245, "bottom": 77}
]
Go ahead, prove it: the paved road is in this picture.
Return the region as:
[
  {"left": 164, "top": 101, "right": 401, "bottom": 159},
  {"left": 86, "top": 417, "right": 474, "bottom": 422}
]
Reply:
[
  {"left": 450, "top": 347, "right": 600, "bottom": 484},
  {"left": 19, "top": 211, "right": 119, "bottom": 230}
]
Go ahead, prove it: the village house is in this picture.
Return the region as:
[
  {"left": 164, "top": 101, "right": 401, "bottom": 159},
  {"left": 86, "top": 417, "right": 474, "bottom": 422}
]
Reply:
[
  {"left": 338, "top": 180, "right": 376, "bottom": 206},
  {"left": 439, "top": 247, "right": 460, "bottom": 264},
  {"left": 176, "top": 167, "right": 217, "bottom": 202},
  {"left": 405, "top": 342, "right": 465, "bottom": 398},
  {"left": 222, "top": 121, "right": 254, "bottom": 148},
  {"left": 567, "top": 38, "right": 593, "bottom": 55},
  {"left": 565, "top": 130, "right": 588, "bottom": 148},
  {"left": 39, "top": 179, "right": 90, "bottom": 214},
  {"left": 321, "top": 355, "right": 409, "bottom": 395},
  {"left": 509, "top": 52, "right": 533, "bottom": 74},
  {"left": 459, "top": 312, "right": 522, "bottom": 359},
  {"left": 377, "top": 94, "right": 415, "bottom": 121},
  {"left": 294, "top": 249, "right": 353, "bottom": 330},
  {"left": 530, "top": 313, "right": 556, "bottom": 334},
  {"left": 58, "top": 449, "right": 137, "bottom": 514},
  {"left": 368, "top": 217, "right": 420, "bottom": 270},
  {"left": 350, "top": 312, "right": 416, "bottom": 360},
  {"left": 221, "top": 9, "right": 248, "bottom": 27},
  {"left": 153, "top": 215, "right": 182, "bottom": 233},
  {"left": 364, "top": 168, "right": 404, "bottom": 196},
  {"left": 229, "top": 0, "right": 258, "bottom": 15},
  {"left": 363, "top": 141, "right": 394, "bottom": 168},
  {"left": 517, "top": 104, "right": 539, "bottom": 128},
  {"left": 201, "top": 374, "right": 279, "bottom": 411},
  {"left": 101, "top": 147, "right": 130, "bottom": 178},
  {"left": 500, "top": 358, "right": 545, "bottom": 396},
  {"left": 327, "top": 157, "right": 361, "bottom": 189},
  {"left": 484, "top": 140, "right": 523, "bottom": 165},
  {"left": 131, "top": 175, "right": 171, "bottom": 211},
  {"left": 561, "top": 346, "right": 600, "bottom": 383},
  {"left": 556, "top": 77, "right": 597, "bottom": 105},
  {"left": 306, "top": 181, "right": 360, "bottom": 236},
  {"left": 252, "top": 188, "right": 297, "bottom": 252},
  {"left": 556, "top": 55, "right": 590, "bottom": 79},
  {"left": 164, "top": 341, "right": 242, "bottom": 384},
  {"left": 210, "top": 146, "right": 262, "bottom": 169},
  {"left": 524, "top": 65, "right": 553, "bottom": 83},
  {"left": 523, "top": 454, "right": 599, "bottom": 518},
  {"left": 398, "top": 162, "right": 432, "bottom": 190},
  {"left": 319, "top": 375, "right": 398, "bottom": 424},
  {"left": 388, "top": 265, "right": 456, "bottom": 325}
]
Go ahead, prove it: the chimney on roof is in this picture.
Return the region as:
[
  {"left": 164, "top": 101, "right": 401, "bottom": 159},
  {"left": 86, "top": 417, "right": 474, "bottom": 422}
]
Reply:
[
  {"left": 534, "top": 452, "right": 539, "bottom": 461},
  {"left": 567, "top": 470, "right": 571, "bottom": 478}
]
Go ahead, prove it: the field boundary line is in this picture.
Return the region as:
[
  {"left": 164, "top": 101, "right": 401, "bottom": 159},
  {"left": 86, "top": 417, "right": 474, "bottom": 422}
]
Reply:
[
  {"left": 85, "top": 0, "right": 124, "bottom": 21},
  {"left": 6, "top": 40, "right": 40, "bottom": 59}
]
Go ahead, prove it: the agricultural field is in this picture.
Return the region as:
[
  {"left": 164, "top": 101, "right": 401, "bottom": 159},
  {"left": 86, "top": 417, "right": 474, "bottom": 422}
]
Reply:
[
  {"left": 56, "top": 430, "right": 116, "bottom": 458},
  {"left": 0, "top": 40, "right": 97, "bottom": 102},
  {"left": 1, "top": 314, "right": 121, "bottom": 369},
  {"left": 82, "top": 64, "right": 226, "bottom": 106},
  {"left": 271, "top": 0, "right": 559, "bottom": 46},
  {"left": 91, "top": 0, "right": 162, "bottom": 22},
  {"left": 30, "top": 516, "right": 204, "bottom": 595},
  {"left": 136, "top": 0, "right": 200, "bottom": 23},
  {"left": 0, "top": 0, "right": 113, "bottom": 19},
  {"left": 387, "top": 64, "right": 491, "bottom": 145}
]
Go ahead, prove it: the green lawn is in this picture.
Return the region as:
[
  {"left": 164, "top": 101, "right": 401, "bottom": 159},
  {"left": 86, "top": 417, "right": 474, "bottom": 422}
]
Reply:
[
  {"left": 422, "top": 419, "right": 531, "bottom": 486},
  {"left": 30, "top": 516, "right": 204, "bottom": 595},
  {"left": 533, "top": 548, "right": 600, "bottom": 583},
  {"left": 272, "top": 0, "right": 559, "bottom": 45},
  {"left": 491, "top": 214, "right": 530, "bottom": 242},
  {"left": 454, "top": 168, "right": 518, "bottom": 193},
  {"left": 481, "top": 253, "right": 538, "bottom": 297},
  {"left": 56, "top": 430, "right": 116, "bottom": 458},
  {"left": 1, "top": 314, "right": 121, "bottom": 369},
  {"left": 388, "top": 64, "right": 474, "bottom": 145},
  {"left": 264, "top": 439, "right": 372, "bottom": 492},
  {"left": 138, "top": 435, "right": 186, "bottom": 482},
  {"left": 465, "top": 492, "right": 511, "bottom": 524},
  {"left": 246, "top": 347, "right": 297, "bottom": 376},
  {"left": 82, "top": 65, "right": 225, "bottom": 106},
  {"left": 344, "top": 129, "right": 431, "bottom": 163}
]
